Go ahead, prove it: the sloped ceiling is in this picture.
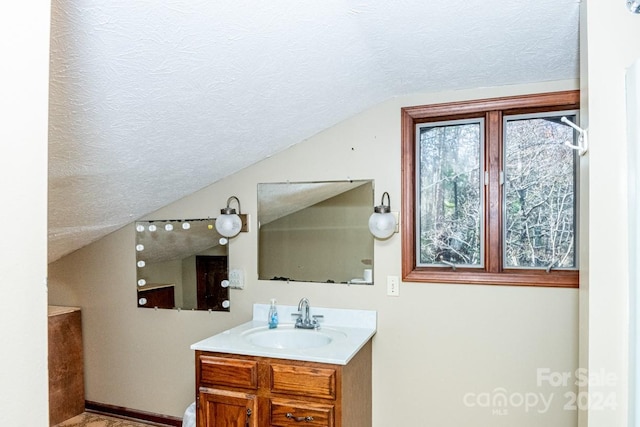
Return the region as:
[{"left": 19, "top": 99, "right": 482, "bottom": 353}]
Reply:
[{"left": 48, "top": 0, "right": 580, "bottom": 263}]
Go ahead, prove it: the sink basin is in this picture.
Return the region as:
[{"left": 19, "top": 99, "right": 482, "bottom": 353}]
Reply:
[
  {"left": 242, "top": 326, "right": 345, "bottom": 350},
  {"left": 191, "top": 305, "right": 377, "bottom": 364}
]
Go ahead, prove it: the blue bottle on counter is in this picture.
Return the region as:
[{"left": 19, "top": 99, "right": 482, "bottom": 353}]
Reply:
[{"left": 268, "top": 299, "right": 279, "bottom": 329}]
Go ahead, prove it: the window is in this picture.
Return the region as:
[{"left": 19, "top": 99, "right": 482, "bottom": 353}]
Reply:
[{"left": 401, "top": 91, "right": 579, "bottom": 287}]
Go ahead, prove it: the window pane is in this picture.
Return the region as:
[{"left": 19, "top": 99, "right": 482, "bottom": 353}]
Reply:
[
  {"left": 504, "top": 114, "right": 577, "bottom": 269},
  {"left": 417, "top": 121, "right": 483, "bottom": 267}
]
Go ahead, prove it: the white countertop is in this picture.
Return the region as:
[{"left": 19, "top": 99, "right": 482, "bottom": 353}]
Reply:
[{"left": 190, "top": 303, "right": 377, "bottom": 365}]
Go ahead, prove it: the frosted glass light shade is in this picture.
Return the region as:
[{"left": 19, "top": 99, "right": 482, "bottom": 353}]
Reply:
[
  {"left": 215, "top": 214, "right": 242, "bottom": 238},
  {"left": 216, "top": 196, "right": 244, "bottom": 238},
  {"left": 368, "top": 211, "right": 396, "bottom": 239}
]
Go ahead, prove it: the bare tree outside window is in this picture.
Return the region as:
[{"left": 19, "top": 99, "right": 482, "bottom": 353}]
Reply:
[
  {"left": 417, "top": 121, "right": 483, "bottom": 267},
  {"left": 504, "top": 115, "right": 577, "bottom": 270}
]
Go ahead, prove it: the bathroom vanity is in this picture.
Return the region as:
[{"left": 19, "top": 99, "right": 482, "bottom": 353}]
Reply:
[{"left": 191, "top": 304, "right": 376, "bottom": 427}]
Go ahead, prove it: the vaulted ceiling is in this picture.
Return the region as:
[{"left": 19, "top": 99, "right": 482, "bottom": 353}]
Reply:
[{"left": 48, "top": 0, "right": 580, "bottom": 263}]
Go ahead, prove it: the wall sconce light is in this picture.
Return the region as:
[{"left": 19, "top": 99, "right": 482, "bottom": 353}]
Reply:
[
  {"left": 628, "top": 0, "right": 640, "bottom": 13},
  {"left": 215, "top": 196, "right": 248, "bottom": 238},
  {"left": 368, "top": 192, "right": 397, "bottom": 239}
]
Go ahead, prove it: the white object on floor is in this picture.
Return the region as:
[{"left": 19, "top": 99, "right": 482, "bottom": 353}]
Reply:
[{"left": 183, "top": 402, "right": 196, "bottom": 427}]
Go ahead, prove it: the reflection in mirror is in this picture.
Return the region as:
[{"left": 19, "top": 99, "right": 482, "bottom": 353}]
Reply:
[
  {"left": 135, "top": 219, "right": 229, "bottom": 311},
  {"left": 258, "top": 180, "right": 374, "bottom": 284}
]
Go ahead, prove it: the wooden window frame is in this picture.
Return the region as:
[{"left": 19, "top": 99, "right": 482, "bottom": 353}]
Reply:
[{"left": 401, "top": 90, "right": 580, "bottom": 288}]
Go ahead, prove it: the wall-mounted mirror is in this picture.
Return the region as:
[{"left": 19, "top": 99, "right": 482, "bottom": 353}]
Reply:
[
  {"left": 258, "top": 180, "right": 374, "bottom": 284},
  {"left": 135, "top": 219, "right": 229, "bottom": 311}
]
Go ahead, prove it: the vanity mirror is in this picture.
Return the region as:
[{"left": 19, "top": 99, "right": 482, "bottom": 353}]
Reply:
[
  {"left": 135, "top": 219, "right": 229, "bottom": 311},
  {"left": 258, "top": 180, "right": 374, "bottom": 284}
]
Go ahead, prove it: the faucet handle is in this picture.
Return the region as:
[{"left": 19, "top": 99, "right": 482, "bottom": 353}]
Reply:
[
  {"left": 311, "top": 314, "right": 324, "bottom": 329},
  {"left": 292, "top": 313, "right": 304, "bottom": 327}
]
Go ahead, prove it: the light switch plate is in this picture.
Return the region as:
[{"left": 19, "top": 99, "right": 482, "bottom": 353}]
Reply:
[
  {"left": 387, "top": 276, "right": 399, "bottom": 296},
  {"left": 229, "top": 269, "right": 244, "bottom": 289}
]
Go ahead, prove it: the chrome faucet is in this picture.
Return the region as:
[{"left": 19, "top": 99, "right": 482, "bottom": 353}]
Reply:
[
  {"left": 298, "top": 298, "right": 310, "bottom": 324},
  {"left": 293, "top": 298, "right": 323, "bottom": 329}
]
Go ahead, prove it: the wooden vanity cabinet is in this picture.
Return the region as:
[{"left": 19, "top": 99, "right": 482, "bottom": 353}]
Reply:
[{"left": 195, "top": 341, "right": 372, "bottom": 427}]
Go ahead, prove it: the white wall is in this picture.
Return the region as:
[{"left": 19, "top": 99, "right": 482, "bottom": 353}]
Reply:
[
  {"left": 49, "top": 80, "right": 579, "bottom": 426},
  {"left": 0, "top": 2, "right": 50, "bottom": 426},
  {"left": 579, "top": 2, "right": 640, "bottom": 426}
]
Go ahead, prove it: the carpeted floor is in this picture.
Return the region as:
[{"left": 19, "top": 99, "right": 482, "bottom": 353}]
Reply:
[{"left": 55, "top": 412, "right": 163, "bottom": 427}]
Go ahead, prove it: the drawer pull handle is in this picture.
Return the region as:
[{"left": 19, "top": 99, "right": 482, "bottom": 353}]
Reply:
[{"left": 286, "top": 412, "right": 314, "bottom": 422}]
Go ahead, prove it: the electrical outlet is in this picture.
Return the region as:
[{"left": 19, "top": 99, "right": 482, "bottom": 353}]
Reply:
[
  {"left": 387, "top": 276, "right": 399, "bottom": 296},
  {"left": 228, "top": 269, "right": 244, "bottom": 289}
]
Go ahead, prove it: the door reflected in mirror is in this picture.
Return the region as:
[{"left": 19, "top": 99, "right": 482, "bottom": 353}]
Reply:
[
  {"left": 258, "top": 180, "right": 374, "bottom": 284},
  {"left": 135, "top": 219, "right": 229, "bottom": 311}
]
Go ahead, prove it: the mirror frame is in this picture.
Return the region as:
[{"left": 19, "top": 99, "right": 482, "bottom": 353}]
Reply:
[{"left": 135, "top": 219, "right": 230, "bottom": 311}]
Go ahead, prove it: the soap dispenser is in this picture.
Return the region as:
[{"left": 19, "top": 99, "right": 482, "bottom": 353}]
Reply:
[{"left": 268, "top": 299, "right": 279, "bottom": 329}]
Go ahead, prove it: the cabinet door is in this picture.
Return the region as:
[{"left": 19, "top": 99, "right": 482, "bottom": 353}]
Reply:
[{"left": 199, "top": 388, "right": 258, "bottom": 427}]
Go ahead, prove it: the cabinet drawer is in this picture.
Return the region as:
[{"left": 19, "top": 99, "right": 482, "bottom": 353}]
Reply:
[
  {"left": 271, "top": 399, "right": 334, "bottom": 427},
  {"left": 199, "top": 355, "right": 258, "bottom": 390},
  {"left": 270, "top": 363, "right": 336, "bottom": 399}
]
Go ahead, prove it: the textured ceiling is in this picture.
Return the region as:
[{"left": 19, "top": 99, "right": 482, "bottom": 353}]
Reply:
[{"left": 48, "top": 0, "right": 580, "bottom": 263}]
